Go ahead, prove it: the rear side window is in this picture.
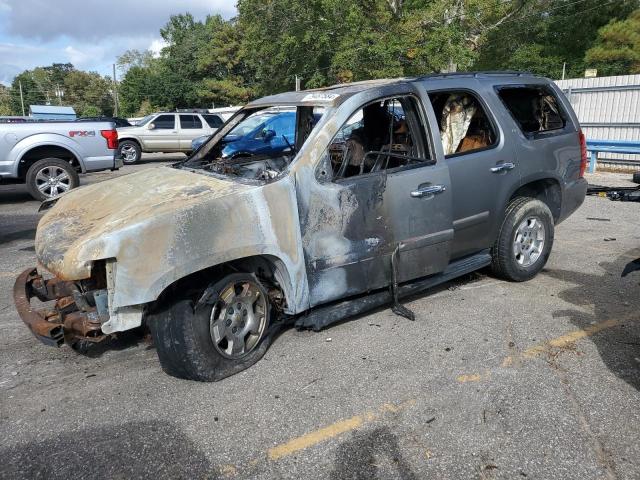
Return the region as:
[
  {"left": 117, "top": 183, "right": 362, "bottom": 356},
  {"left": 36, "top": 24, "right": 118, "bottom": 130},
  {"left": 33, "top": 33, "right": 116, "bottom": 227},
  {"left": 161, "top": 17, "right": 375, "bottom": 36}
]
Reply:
[
  {"left": 203, "top": 114, "right": 224, "bottom": 128},
  {"left": 153, "top": 115, "right": 175, "bottom": 129},
  {"left": 428, "top": 91, "right": 498, "bottom": 156},
  {"left": 497, "top": 86, "right": 566, "bottom": 136},
  {"left": 180, "top": 114, "right": 203, "bottom": 129}
]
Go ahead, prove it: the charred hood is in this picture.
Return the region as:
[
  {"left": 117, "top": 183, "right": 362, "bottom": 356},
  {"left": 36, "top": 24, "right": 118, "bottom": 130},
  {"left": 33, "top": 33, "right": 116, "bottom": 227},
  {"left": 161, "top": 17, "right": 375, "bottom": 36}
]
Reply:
[{"left": 35, "top": 166, "right": 254, "bottom": 280}]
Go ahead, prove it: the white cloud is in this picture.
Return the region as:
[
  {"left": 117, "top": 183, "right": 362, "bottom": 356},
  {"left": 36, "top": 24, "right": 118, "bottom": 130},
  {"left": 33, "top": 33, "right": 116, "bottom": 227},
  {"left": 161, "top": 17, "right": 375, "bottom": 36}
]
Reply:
[
  {"left": 64, "top": 46, "right": 91, "bottom": 65},
  {"left": 149, "top": 38, "right": 168, "bottom": 58},
  {"left": 2, "top": 0, "right": 236, "bottom": 41}
]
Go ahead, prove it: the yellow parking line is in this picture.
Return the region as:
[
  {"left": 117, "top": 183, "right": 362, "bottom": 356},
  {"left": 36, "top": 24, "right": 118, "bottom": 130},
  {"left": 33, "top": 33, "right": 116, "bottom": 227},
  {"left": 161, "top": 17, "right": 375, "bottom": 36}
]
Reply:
[
  {"left": 267, "top": 399, "right": 415, "bottom": 461},
  {"left": 501, "top": 317, "right": 627, "bottom": 367},
  {"left": 523, "top": 319, "right": 620, "bottom": 359}
]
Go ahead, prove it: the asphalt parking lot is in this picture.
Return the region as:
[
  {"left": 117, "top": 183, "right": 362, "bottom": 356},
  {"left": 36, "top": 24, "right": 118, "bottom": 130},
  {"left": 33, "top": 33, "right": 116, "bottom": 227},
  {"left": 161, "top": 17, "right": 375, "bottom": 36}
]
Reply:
[{"left": 0, "top": 161, "right": 639, "bottom": 479}]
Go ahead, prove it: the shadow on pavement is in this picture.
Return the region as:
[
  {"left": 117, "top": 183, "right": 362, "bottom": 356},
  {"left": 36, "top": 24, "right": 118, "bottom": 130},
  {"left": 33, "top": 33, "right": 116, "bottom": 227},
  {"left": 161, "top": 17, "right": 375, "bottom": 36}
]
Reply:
[
  {"left": 329, "top": 426, "right": 417, "bottom": 480},
  {"left": 0, "top": 420, "right": 217, "bottom": 480},
  {"left": 543, "top": 248, "right": 640, "bottom": 391}
]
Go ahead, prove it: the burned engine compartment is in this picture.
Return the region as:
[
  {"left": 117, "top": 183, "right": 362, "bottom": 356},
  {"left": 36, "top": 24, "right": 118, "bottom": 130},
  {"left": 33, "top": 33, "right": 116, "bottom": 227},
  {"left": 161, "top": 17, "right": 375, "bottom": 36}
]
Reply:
[
  {"left": 198, "top": 154, "right": 292, "bottom": 181},
  {"left": 181, "top": 105, "right": 321, "bottom": 182}
]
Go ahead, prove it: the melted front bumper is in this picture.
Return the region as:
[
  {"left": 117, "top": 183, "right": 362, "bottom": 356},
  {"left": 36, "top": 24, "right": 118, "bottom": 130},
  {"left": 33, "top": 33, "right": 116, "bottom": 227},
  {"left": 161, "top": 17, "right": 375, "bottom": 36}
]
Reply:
[{"left": 13, "top": 268, "right": 106, "bottom": 347}]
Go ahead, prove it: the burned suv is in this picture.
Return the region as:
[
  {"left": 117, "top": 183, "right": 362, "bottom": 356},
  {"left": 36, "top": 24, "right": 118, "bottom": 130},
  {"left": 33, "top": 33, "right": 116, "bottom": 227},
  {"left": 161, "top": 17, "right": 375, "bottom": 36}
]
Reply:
[{"left": 14, "top": 73, "right": 587, "bottom": 381}]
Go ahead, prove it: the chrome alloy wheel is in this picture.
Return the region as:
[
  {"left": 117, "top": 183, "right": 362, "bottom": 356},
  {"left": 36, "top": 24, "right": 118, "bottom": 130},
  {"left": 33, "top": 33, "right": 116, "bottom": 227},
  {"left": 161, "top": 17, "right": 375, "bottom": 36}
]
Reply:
[
  {"left": 120, "top": 144, "right": 138, "bottom": 163},
  {"left": 209, "top": 280, "right": 268, "bottom": 358},
  {"left": 35, "top": 165, "right": 71, "bottom": 198},
  {"left": 513, "top": 216, "right": 545, "bottom": 267}
]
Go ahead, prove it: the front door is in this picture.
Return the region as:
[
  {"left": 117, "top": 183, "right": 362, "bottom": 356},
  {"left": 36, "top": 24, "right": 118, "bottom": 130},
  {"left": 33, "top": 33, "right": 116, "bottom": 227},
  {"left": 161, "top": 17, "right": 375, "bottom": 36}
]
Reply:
[
  {"left": 143, "top": 114, "right": 179, "bottom": 151},
  {"left": 297, "top": 92, "right": 453, "bottom": 308}
]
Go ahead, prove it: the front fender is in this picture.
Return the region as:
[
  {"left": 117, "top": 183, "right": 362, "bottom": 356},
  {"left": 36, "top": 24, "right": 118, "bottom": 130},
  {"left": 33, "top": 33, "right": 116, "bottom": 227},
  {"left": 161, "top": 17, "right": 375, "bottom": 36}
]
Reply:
[{"left": 111, "top": 180, "right": 308, "bottom": 314}]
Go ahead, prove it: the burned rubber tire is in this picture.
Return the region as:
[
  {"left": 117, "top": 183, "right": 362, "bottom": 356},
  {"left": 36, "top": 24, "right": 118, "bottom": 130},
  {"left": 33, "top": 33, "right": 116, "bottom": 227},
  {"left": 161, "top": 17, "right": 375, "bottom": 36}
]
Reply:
[
  {"left": 148, "top": 273, "right": 273, "bottom": 381},
  {"left": 491, "top": 197, "right": 554, "bottom": 282},
  {"left": 25, "top": 158, "right": 79, "bottom": 201},
  {"left": 118, "top": 140, "right": 141, "bottom": 164}
]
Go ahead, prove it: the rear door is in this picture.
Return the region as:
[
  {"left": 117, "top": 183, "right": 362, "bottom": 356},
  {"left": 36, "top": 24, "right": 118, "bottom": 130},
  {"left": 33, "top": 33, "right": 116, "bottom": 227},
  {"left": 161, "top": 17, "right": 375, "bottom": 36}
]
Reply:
[
  {"left": 178, "top": 114, "right": 208, "bottom": 150},
  {"left": 422, "top": 81, "right": 520, "bottom": 258},
  {"left": 143, "top": 114, "right": 179, "bottom": 151}
]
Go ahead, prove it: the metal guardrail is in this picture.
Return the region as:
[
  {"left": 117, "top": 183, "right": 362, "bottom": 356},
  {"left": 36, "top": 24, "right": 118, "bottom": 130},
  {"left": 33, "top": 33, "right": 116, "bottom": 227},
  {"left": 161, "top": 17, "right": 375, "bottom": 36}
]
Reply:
[{"left": 586, "top": 139, "right": 640, "bottom": 173}]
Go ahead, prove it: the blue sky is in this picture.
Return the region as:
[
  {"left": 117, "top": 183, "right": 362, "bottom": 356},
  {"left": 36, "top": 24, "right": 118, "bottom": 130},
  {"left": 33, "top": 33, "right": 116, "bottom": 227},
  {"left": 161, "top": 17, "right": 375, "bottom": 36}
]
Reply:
[{"left": 0, "top": 0, "right": 236, "bottom": 85}]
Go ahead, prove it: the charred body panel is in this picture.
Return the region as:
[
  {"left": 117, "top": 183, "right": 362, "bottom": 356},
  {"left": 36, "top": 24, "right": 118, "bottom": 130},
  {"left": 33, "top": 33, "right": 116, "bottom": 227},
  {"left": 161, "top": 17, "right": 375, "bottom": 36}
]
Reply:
[
  {"left": 31, "top": 166, "right": 308, "bottom": 338},
  {"left": 14, "top": 72, "right": 587, "bottom": 361}
]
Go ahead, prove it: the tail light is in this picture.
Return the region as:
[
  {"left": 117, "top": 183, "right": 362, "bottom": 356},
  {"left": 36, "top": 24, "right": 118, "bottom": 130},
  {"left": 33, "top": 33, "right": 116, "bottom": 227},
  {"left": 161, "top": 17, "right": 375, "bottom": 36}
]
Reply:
[
  {"left": 578, "top": 129, "right": 588, "bottom": 177},
  {"left": 100, "top": 129, "right": 119, "bottom": 150}
]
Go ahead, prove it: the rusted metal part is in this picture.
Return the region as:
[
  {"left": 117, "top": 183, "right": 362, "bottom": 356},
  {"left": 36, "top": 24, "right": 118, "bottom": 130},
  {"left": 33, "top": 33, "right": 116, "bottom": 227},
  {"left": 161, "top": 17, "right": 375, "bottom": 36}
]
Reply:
[
  {"left": 13, "top": 267, "right": 107, "bottom": 347},
  {"left": 14, "top": 268, "right": 65, "bottom": 346},
  {"left": 63, "top": 311, "right": 104, "bottom": 339}
]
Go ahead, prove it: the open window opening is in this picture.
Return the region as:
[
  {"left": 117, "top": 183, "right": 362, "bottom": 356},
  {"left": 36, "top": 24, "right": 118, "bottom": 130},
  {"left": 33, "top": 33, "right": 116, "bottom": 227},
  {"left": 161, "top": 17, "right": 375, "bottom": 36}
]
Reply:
[
  {"left": 429, "top": 91, "right": 497, "bottom": 156},
  {"left": 496, "top": 86, "right": 566, "bottom": 136},
  {"left": 326, "top": 96, "right": 429, "bottom": 181},
  {"left": 183, "top": 106, "right": 323, "bottom": 182}
]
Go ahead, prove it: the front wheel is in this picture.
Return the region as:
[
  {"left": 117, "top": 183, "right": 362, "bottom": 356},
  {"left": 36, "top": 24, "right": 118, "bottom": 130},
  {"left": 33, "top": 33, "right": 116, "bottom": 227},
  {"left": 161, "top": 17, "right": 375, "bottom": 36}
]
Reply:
[
  {"left": 148, "top": 273, "right": 273, "bottom": 381},
  {"left": 491, "top": 197, "right": 554, "bottom": 282}
]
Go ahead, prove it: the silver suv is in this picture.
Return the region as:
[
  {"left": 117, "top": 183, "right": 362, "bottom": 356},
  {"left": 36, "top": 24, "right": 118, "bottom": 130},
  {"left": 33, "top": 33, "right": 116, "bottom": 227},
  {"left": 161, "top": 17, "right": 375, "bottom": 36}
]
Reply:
[{"left": 116, "top": 112, "right": 225, "bottom": 164}]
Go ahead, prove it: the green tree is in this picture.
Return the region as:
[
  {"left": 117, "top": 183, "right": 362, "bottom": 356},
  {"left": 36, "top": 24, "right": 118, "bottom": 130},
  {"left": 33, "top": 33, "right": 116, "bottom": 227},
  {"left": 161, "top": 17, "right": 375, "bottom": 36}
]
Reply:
[
  {"left": 197, "top": 15, "right": 256, "bottom": 105},
  {"left": 0, "top": 84, "right": 13, "bottom": 115},
  {"left": 475, "top": 0, "right": 637, "bottom": 77},
  {"left": 585, "top": 9, "right": 640, "bottom": 76},
  {"left": 63, "top": 70, "right": 114, "bottom": 117}
]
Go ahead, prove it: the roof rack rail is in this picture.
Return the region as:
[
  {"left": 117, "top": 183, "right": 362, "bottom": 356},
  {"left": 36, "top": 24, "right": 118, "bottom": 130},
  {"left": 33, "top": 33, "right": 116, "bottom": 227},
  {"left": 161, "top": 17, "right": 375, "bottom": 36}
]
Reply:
[{"left": 414, "top": 70, "right": 537, "bottom": 81}]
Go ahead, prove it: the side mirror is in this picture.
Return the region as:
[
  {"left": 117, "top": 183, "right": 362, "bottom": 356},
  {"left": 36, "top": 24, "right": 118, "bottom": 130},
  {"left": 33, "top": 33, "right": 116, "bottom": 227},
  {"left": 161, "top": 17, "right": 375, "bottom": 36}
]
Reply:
[
  {"left": 263, "top": 129, "right": 276, "bottom": 142},
  {"left": 148, "top": 123, "right": 156, "bottom": 130}
]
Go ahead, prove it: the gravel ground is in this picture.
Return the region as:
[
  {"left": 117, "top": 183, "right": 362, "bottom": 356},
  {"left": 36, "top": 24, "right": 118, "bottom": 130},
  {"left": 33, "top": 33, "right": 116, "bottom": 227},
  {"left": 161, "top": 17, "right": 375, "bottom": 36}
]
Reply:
[{"left": 0, "top": 163, "right": 638, "bottom": 479}]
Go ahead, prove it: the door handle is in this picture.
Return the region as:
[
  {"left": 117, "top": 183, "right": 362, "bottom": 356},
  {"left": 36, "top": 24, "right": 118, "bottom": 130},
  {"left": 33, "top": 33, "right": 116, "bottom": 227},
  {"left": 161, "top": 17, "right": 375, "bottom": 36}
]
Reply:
[
  {"left": 490, "top": 162, "right": 515, "bottom": 173},
  {"left": 410, "top": 185, "right": 446, "bottom": 198}
]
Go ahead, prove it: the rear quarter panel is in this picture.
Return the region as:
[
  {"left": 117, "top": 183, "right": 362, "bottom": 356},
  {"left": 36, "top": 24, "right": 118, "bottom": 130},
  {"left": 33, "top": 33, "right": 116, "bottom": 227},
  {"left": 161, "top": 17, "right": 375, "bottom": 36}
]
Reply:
[{"left": 487, "top": 79, "right": 585, "bottom": 222}]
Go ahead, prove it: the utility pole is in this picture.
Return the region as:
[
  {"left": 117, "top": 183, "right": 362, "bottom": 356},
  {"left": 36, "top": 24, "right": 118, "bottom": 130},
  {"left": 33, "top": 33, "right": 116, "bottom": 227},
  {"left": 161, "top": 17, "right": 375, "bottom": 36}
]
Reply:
[
  {"left": 18, "top": 81, "right": 25, "bottom": 116},
  {"left": 295, "top": 75, "right": 301, "bottom": 92},
  {"left": 561, "top": 62, "right": 566, "bottom": 80},
  {"left": 112, "top": 63, "right": 119, "bottom": 117}
]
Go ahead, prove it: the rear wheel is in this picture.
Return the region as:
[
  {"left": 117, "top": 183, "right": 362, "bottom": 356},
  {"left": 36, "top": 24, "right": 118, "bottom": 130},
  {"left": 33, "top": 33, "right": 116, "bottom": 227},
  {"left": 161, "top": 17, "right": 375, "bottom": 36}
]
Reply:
[
  {"left": 491, "top": 197, "right": 554, "bottom": 282},
  {"left": 25, "top": 158, "right": 79, "bottom": 201},
  {"left": 119, "top": 140, "right": 141, "bottom": 164},
  {"left": 632, "top": 171, "right": 640, "bottom": 184},
  {"left": 149, "top": 273, "right": 273, "bottom": 381}
]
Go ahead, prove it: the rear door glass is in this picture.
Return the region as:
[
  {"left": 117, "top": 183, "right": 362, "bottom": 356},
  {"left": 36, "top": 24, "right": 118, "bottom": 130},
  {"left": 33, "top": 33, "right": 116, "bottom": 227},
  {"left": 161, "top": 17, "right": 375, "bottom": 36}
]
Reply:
[
  {"left": 428, "top": 91, "right": 497, "bottom": 156},
  {"left": 180, "top": 114, "right": 203, "bottom": 129},
  {"left": 496, "top": 86, "right": 567, "bottom": 136}
]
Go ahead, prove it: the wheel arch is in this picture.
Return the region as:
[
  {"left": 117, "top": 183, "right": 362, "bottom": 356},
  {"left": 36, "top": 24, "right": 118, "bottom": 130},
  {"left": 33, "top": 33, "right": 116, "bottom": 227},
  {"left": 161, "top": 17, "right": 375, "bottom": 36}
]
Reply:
[
  {"left": 508, "top": 177, "right": 562, "bottom": 223},
  {"left": 118, "top": 137, "right": 142, "bottom": 150},
  {"left": 150, "top": 254, "right": 296, "bottom": 314},
  {"left": 16, "top": 144, "right": 81, "bottom": 179}
]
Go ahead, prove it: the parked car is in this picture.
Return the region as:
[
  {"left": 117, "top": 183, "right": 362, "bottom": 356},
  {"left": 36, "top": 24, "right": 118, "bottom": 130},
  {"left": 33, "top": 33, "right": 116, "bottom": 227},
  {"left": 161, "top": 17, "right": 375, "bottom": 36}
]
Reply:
[
  {"left": 190, "top": 111, "right": 297, "bottom": 155},
  {"left": 116, "top": 112, "right": 225, "bottom": 164},
  {"left": 14, "top": 72, "right": 587, "bottom": 381},
  {"left": 77, "top": 116, "right": 132, "bottom": 128},
  {"left": 208, "top": 106, "right": 242, "bottom": 121},
  {"left": 0, "top": 120, "right": 120, "bottom": 200}
]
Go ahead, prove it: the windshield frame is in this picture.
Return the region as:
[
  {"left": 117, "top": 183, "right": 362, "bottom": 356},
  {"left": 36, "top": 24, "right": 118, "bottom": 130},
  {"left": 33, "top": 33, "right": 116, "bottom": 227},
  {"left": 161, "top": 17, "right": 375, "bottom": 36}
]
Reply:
[
  {"left": 135, "top": 114, "right": 156, "bottom": 127},
  {"left": 179, "top": 104, "right": 329, "bottom": 182}
]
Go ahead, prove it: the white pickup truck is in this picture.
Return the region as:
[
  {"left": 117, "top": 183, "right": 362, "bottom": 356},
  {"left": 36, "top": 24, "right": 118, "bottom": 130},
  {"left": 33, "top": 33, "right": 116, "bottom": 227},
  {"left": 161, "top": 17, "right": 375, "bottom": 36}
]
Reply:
[{"left": 0, "top": 120, "right": 121, "bottom": 200}]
